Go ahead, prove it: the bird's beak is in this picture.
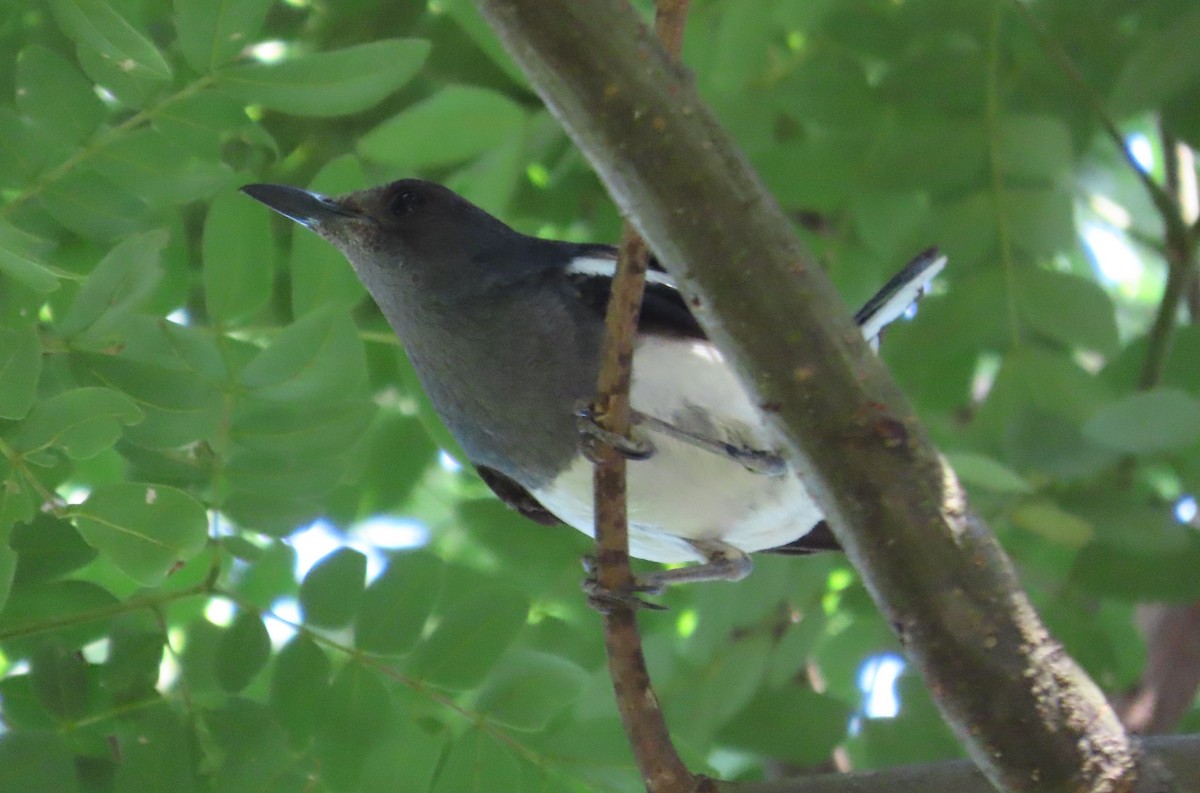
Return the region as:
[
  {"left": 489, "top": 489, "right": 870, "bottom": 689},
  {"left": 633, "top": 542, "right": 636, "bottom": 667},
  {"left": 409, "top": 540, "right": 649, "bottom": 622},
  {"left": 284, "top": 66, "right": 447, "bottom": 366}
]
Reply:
[{"left": 240, "top": 183, "right": 365, "bottom": 229}]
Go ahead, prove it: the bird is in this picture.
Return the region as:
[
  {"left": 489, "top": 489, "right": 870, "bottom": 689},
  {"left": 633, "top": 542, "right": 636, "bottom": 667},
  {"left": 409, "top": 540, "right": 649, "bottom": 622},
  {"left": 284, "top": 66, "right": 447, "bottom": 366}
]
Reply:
[{"left": 241, "top": 179, "right": 945, "bottom": 595}]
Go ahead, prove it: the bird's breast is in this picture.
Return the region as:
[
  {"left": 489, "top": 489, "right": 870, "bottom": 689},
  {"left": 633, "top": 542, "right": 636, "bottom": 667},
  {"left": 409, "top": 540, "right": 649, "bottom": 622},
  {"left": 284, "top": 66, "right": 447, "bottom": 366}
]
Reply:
[{"left": 532, "top": 336, "right": 824, "bottom": 563}]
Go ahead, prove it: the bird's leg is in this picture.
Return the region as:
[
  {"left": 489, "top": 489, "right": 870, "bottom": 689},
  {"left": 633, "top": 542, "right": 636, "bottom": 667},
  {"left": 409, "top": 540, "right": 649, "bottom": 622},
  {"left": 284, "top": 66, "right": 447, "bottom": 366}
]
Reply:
[
  {"left": 630, "top": 410, "right": 787, "bottom": 476},
  {"left": 581, "top": 540, "right": 754, "bottom": 611},
  {"left": 575, "top": 400, "right": 656, "bottom": 461}
]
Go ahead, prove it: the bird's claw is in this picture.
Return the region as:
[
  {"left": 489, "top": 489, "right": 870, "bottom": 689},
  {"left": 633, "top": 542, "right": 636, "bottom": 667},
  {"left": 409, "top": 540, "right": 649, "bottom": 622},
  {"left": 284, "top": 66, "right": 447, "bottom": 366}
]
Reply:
[
  {"left": 575, "top": 401, "right": 655, "bottom": 462},
  {"left": 581, "top": 555, "right": 667, "bottom": 613}
]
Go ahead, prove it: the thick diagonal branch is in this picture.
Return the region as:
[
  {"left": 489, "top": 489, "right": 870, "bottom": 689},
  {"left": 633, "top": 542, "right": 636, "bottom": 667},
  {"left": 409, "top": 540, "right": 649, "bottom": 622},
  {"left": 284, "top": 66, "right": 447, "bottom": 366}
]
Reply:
[{"left": 474, "top": 1, "right": 1155, "bottom": 791}]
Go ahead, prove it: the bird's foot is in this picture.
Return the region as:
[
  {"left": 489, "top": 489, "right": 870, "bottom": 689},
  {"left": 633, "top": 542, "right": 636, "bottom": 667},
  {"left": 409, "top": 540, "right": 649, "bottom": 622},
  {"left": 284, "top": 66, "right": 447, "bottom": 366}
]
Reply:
[
  {"left": 575, "top": 400, "right": 656, "bottom": 463},
  {"left": 581, "top": 556, "right": 668, "bottom": 613}
]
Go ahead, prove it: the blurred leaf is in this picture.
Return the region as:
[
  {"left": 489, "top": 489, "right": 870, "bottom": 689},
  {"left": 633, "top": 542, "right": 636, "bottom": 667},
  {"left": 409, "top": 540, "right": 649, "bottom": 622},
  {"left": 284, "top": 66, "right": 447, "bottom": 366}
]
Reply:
[
  {"left": 270, "top": 634, "right": 331, "bottom": 743},
  {"left": 946, "top": 451, "right": 1033, "bottom": 494},
  {"left": 354, "top": 552, "right": 442, "bottom": 656},
  {"left": 0, "top": 546, "right": 15, "bottom": 614},
  {"left": 476, "top": 649, "right": 588, "bottom": 732},
  {"left": 1011, "top": 500, "right": 1093, "bottom": 548},
  {"left": 72, "top": 482, "right": 208, "bottom": 585},
  {"left": 58, "top": 231, "right": 167, "bottom": 340},
  {"left": 998, "top": 115, "right": 1073, "bottom": 184},
  {"left": 431, "top": 730, "right": 521, "bottom": 793},
  {"left": 0, "top": 732, "right": 81, "bottom": 793},
  {"left": 0, "top": 324, "right": 42, "bottom": 420},
  {"left": 48, "top": 0, "right": 172, "bottom": 82},
  {"left": 174, "top": 0, "right": 274, "bottom": 73},
  {"left": 202, "top": 191, "right": 273, "bottom": 323},
  {"left": 12, "top": 387, "right": 143, "bottom": 458},
  {"left": 16, "top": 46, "right": 105, "bottom": 145},
  {"left": 213, "top": 608, "right": 270, "bottom": 692},
  {"left": 1015, "top": 267, "right": 1119, "bottom": 355},
  {"left": 0, "top": 580, "right": 120, "bottom": 657},
  {"left": 360, "top": 723, "right": 443, "bottom": 793},
  {"left": 299, "top": 547, "right": 366, "bottom": 628},
  {"left": 239, "top": 308, "right": 367, "bottom": 402},
  {"left": 1083, "top": 388, "right": 1200, "bottom": 454},
  {"left": 113, "top": 708, "right": 197, "bottom": 793},
  {"left": 320, "top": 663, "right": 392, "bottom": 742},
  {"left": 410, "top": 583, "right": 529, "bottom": 690},
  {"left": 103, "top": 613, "right": 164, "bottom": 703},
  {"left": 359, "top": 85, "right": 526, "bottom": 169},
  {"left": 30, "top": 637, "right": 89, "bottom": 720},
  {"left": 217, "top": 39, "right": 431, "bottom": 117},
  {"left": 719, "top": 687, "right": 852, "bottom": 765},
  {"left": 9, "top": 515, "right": 97, "bottom": 586},
  {"left": 1110, "top": 8, "right": 1200, "bottom": 116},
  {"left": 0, "top": 221, "right": 59, "bottom": 293}
]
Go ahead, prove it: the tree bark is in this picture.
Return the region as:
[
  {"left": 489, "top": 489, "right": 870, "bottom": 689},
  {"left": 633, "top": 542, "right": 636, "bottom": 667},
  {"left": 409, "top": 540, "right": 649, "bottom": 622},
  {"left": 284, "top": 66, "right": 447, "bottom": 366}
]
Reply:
[{"left": 473, "top": 1, "right": 1164, "bottom": 791}]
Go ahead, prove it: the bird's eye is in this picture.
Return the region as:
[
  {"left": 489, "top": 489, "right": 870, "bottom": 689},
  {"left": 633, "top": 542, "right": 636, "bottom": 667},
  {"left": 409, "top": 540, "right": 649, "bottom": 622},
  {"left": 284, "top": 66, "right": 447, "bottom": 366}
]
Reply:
[{"left": 389, "top": 189, "right": 424, "bottom": 217}]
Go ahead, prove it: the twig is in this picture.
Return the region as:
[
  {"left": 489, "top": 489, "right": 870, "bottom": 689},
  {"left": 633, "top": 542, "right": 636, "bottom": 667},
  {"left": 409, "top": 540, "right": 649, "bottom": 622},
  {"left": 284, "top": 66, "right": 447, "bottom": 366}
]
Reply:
[
  {"left": 473, "top": 1, "right": 1157, "bottom": 789},
  {"left": 1006, "top": 0, "right": 1190, "bottom": 250},
  {"left": 588, "top": 3, "right": 702, "bottom": 792},
  {"left": 1138, "top": 129, "right": 1199, "bottom": 390}
]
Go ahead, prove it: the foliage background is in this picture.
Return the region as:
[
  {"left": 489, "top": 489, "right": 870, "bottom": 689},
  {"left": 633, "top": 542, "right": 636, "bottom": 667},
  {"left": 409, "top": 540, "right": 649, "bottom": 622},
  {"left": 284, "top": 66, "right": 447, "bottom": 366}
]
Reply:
[{"left": 1, "top": 0, "right": 1199, "bottom": 790}]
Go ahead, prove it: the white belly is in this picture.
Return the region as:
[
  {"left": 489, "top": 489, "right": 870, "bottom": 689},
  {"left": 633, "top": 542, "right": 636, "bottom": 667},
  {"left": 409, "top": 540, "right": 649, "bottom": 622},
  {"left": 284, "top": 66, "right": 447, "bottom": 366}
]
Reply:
[{"left": 532, "top": 336, "right": 824, "bottom": 563}]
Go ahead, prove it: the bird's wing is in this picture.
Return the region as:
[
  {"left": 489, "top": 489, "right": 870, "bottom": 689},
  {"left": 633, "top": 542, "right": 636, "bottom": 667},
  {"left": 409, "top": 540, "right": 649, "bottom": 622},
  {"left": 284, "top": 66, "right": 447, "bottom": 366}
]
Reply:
[
  {"left": 762, "top": 520, "right": 842, "bottom": 554},
  {"left": 475, "top": 465, "right": 563, "bottom": 526},
  {"left": 564, "top": 248, "right": 707, "bottom": 339}
]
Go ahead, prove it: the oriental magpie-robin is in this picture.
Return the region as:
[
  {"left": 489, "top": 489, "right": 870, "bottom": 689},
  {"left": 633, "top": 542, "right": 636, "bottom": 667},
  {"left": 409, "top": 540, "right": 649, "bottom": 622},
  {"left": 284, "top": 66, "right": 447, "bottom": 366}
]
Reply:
[{"left": 242, "top": 180, "right": 945, "bottom": 592}]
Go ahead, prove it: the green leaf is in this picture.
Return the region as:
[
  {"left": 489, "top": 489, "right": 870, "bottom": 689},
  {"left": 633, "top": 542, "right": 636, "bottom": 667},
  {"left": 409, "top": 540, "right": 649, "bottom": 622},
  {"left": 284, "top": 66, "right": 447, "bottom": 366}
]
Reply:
[
  {"left": 48, "top": 0, "right": 172, "bottom": 82},
  {"left": 9, "top": 515, "right": 97, "bottom": 586},
  {"left": 0, "top": 546, "right": 16, "bottom": 615},
  {"left": 203, "top": 191, "right": 274, "bottom": 323},
  {"left": 174, "top": 0, "right": 274, "bottom": 73},
  {"left": 0, "top": 580, "right": 120, "bottom": 657},
  {"left": 719, "top": 688, "right": 853, "bottom": 765},
  {"left": 112, "top": 709, "right": 197, "bottom": 793},
  {"left": 217, "top": 39, "right": 431, "bottom": 117},
  {"left": 0, "top": 221, "right": 59, "bottom": 293},
  {"left": 230, "top": 398, "right": 375, "bottom": 457},
  {"left": 213, "top": 608, "right": 271, "bottom": 692},
  {"left": 1110, "top": 8, "right": 1200, "bottom": 117},
  {"left": 1010, "top": 501, "right": 1094, "bottom": 548},
  {"left": 410, "top": 583, "right": 528, "bottom": 690},
  {"left": 38, "top": 171, "right": 154, "bottom": 239},
  {"left": 0, "top": 733, "right": 81, "bottom": 793},
  {"left": 16, "top": 46, "right": 105, "bottom": 145},
  {"left": 1006, "top": 187, "right": 1076, "bottom": 257},
  {"left": 58, "top": 231, "right": 167, "bottom": 340},
  {"left": 289, "top": 155, "right": 368, "bottom": 315},
  {"left": 354, "top": 553, "right": 442, "bottom": 656},
  {"left": 239, "top": 308, "right": 367, "bottom": 401},
  {"left": 103, "top": 613, "right": 164, "bottom": 703},
  {"left": 358, "top": 85, "right": 526, "bottom": 168},
  {"left": 299, "top": 548, "right": 366, "bottom": 628},
  {"left": 0, "top": 324, "right": 42, "bottom": 420},
  {"left": 945, "top": 451, "right": 1033, "bottom": 494},
  {"left": 998, "top": 115, "right": 1074, "bottom": 184},
  {"left": 1016, "top": 267, "right": 1119, "bottom": 355},
  {"left": 270, "top": 635, "right": 330, "bottom": 742},
  {"left": 89, "top": 128, "right": 233, "bottom": 206},
  {"left": 12, "top": 387, "right": 143, "bottom": 458},
  {"left": 360, "top": 724, "right": 442, "bottom": 793},
  {"left": 320, "top": 663, "right": 392, "bottom": 742},
  {"left": 30, "top": 637, "right": 89, "bottom": 720},
  {"left": 475, "top": 649, "right": 588, "bottom": 732},
  {"left": 72, "top": 482, "right": 209, "bottom": 585},
  {"left": 1083, "top": 388, "right": 1200, "bottom": 455},
  {"left": 431, "top": 730, "right": 521, "bottom": 793},
  {"left": 71, "top": 352, "right": 223, "bottom": 450}
]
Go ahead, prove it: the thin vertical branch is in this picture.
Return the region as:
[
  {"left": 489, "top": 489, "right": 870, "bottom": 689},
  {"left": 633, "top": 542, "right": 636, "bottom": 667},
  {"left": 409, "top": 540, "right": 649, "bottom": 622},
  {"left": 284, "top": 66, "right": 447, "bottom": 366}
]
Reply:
[{"left": 588, "top": 3, "right": 703, "bottom": 793}]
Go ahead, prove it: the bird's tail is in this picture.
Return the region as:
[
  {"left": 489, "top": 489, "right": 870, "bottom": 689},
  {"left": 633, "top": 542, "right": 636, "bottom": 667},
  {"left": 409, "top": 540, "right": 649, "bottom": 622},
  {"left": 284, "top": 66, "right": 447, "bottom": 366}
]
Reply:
[{"left": 854, "top": 248, "right": 947, "bottom": 350}]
